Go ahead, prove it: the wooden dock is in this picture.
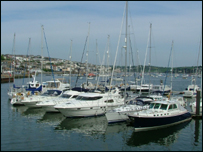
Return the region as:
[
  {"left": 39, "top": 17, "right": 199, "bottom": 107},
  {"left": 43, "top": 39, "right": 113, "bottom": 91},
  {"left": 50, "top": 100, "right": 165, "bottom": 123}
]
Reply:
[
  {"left": 1, "top": 77, "right": 14, "bottom": 83},
  {"left": 1, "top": 73, "right": 32, "bottom": 83},
  {"left": 191, "top": 112, "right": 202, "bottom": 119}
]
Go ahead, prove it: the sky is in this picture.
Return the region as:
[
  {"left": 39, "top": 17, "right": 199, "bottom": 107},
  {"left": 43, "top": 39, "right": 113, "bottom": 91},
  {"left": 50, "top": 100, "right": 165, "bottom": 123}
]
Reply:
[{"left": 1, "top": 1, "right": 202, "bottom": 67}]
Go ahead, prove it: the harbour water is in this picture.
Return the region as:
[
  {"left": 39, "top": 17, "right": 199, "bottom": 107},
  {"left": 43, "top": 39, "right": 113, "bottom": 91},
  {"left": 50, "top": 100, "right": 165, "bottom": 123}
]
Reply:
[{"left": 1, "top": 74, "right": 202, "bottom": 151}]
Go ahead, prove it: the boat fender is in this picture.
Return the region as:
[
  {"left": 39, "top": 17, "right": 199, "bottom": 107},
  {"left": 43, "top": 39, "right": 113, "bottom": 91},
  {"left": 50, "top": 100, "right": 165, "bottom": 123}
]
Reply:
[{"left": 27, "top": 91, "right": 31, "bottom": 96}]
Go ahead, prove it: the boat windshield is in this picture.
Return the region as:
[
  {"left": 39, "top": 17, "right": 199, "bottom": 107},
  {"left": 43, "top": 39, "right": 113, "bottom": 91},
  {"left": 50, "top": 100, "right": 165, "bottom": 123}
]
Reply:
[
  {"left": 75, "top": 96, "right": 103, "bottom": 101},
  {"left": 61, "top": 94, "right": 72, "bottom": 99},
  {"left": 41, "top": 90, "right": 61, "bottom": 96},
  {"left": 136, "top": 100, "right": 144, "bottom": 106}
]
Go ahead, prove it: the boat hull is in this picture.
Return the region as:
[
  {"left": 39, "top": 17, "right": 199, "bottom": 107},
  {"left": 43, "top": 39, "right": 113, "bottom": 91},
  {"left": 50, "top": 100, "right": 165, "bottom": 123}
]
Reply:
[
  {"left": 10, "top": 98, "right": 24, "bottom": 106},
  {"left": 22, "top": 101, "right": 41, "bottom": 108},
  {"left": 128, "top": 112, "right": 192, "bottom": 132},
  {"left": 105, "top": 111, "right": 130, "bottom": 123},
  {"left": 56, "top": 106, "right": 106, "bottom": 117},
  {"left": 41, "top": 105, "right": 59, "bottom": 112}
]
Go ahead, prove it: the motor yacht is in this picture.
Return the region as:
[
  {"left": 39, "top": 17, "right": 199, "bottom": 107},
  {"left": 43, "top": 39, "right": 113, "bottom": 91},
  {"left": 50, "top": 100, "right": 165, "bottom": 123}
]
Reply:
[
  {"left": 128, "top": 100, "right": 191, "bottom": 132},
  {"left": 54, "top": 87, "right": 125, "bottom": 117},
  {"left": 105, "top": 94, "right": 164, "bottom": 124},
  {"left": 36, "top": 90, "right": 83, "bottom": 112},
  {"left": 21, "top": 89, "right": 63, "bottom": 108}
]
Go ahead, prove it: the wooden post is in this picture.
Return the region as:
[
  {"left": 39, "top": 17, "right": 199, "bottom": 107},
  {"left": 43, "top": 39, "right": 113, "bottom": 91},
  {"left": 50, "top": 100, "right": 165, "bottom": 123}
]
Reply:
[{"left": 196, "top": 90, "right": 200, "bottom": 115}]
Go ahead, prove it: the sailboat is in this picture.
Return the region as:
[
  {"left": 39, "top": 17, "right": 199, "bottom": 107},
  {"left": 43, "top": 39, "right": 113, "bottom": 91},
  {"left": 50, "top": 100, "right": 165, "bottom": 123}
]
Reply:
[
  {"left": 9, "top": 36, "right": 44, "bottom": 103},
  {"left": 105, "top": 1, "right": 147, "bottom": 123},
  {"left": 135, "top": 23, "right": 154, "bottom": 94},
  {"left": 183, "top": 28, "right": 202, "bottom": 98}
]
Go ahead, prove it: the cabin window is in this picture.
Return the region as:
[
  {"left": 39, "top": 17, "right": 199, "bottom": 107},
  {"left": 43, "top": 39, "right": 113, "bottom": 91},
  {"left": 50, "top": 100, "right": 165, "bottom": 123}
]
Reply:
[
  {"left": 173, "top": 104, "right": 177, "bottom": 109},
  {"left": 168, "top": 105, "right": 173, "bottom": 110},
  {"left": 154, "top": 103, "right": 161, "bottom": 109},
  {"left": 149, "top": 103, "right": 155, "bottom": 109},
  {"left": 169, "top": 104, "right": 177, "bottom": 110},
  {"left": 105, "top": 99, "right": 114, "bottom": 103},
  {"left": 72, "top": 95, "right": 78, "bottom": 98},
  {"left": 160, "top": 104, "right": 168, "bottom": 110}
]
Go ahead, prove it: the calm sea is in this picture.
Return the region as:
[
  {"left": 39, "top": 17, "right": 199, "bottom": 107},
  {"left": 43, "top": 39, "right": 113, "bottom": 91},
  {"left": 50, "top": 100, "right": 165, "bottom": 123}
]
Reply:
[{"left": 1, "top": 74, "right": 202, "bottom": 151}]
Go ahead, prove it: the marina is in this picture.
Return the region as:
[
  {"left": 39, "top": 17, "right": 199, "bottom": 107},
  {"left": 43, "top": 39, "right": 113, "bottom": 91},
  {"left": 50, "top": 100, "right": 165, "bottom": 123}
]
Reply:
[
  {"left": 1, "top": 74, "right": 202, "bottom": 151},
  {"left": 1, "top": 1, "right": 202, "bottom": 151}
]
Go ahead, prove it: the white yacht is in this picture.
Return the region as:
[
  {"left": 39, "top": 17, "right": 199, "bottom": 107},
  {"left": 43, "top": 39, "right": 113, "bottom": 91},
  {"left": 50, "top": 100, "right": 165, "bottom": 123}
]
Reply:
[
  {"left": 8, "top": 74, "right": 43, "bottom": 99},
  {"left": 21, "top": 90, "right": 63, "bottom": 108},
  {"left": 183, "top": 84, "right": 199, "bottom": 98},
  {"left": 54, "top": 87, "right": 124, "bottom": 117},
  {"left": 135, "top": 83, "right": 153, "bottom": 93},
  {"left": 152, "top": 84, "right": 172, "bottom": 95},
  {"left": 190, "top": 98, "right": 202, "bottom": 113},
  {"left": 44, "top": 78, "right": 70, "bottom": 92},
  {"left": 105, "top": 94, "right": 164, "bottom": 124},
  {"left": 36, "top": 90, "right": 83, "bottom": 112}
]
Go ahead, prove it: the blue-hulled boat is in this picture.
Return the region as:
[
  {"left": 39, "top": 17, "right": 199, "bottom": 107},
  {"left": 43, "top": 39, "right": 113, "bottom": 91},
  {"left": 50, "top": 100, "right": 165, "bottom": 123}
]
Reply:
[{"left": 128, "top": 100, "right": 192, "bottom": 132}]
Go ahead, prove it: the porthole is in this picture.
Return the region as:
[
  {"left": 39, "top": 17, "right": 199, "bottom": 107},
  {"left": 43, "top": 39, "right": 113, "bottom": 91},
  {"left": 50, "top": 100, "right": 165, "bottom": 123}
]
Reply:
[
  {"left": 154, "top": 115, "right": 156, "bottom": 116},
  {"left": 77, "top": 108, "right": 81, "bottom": 110}
]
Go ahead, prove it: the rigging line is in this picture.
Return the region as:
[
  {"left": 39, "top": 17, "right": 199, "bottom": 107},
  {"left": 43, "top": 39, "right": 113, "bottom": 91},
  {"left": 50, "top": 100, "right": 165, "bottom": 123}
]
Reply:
[
  {"left": 195, "top": 27, "right": 202, "bottom": 89},
  {"left": 129, "top": 30, "right": 136, "bottom": 84},
  {"left": 75, "top": 36, "right": 88, "bottom": 87},
  {"left": 23, "top": 38, "right": 31, "bottom": 86},
  {"left": 140, "top": 26, "right": 150, "bottom": 93},
  {"left": 162, "top": 40, "right": 173, "bottom": 96},
  {"left": 109, "top": 1, "right": 126, "bottom": 92},
  {"left": 43, "top": 27, "right": 56, "bottom": 88}
]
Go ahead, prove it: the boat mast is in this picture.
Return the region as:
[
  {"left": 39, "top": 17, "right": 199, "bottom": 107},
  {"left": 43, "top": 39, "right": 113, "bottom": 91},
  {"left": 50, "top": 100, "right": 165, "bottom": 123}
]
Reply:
[
  {"left": 148, "top": 23, "right": 152, "bottom": 95},
  {"left": 171, "top": 40, "right": 174, "bottom": 92},
  {"left": 106, "top": 35, "right": 110, "bottom": 86},
  {"left": 95, "top": 39, "right": 98, "bottom": 81},
  {"left": 69, "top": 40, "right": 73, "bottom": 90},
  {"left": 124, "top": 1, "right": 128, "bottom": 99},
  {"left": 13, "top": 33, "right": 16, "bottom": 84},
  {"left": 41, "top": 25, "right": 44, "bottom": 85},
  {"left": 28, "top": 38, "right": 31, "bottom": 83},
  {"left": 195, "top": 27, "right": 202, "bottom": 92},
  {"left": 86, "top": 22, "right": 90, "bottom": 85}
]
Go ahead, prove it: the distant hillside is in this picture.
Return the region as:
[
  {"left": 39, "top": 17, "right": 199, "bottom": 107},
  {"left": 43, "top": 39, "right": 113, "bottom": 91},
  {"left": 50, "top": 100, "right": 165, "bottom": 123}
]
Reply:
[{"left": 112, "top": 65, "right": 202, "bottom": 74}]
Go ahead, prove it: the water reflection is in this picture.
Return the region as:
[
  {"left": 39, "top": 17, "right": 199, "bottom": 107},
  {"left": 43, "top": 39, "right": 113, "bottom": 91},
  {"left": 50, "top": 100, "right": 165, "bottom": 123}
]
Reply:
[
  {"left": 194, "top": 119, "right": 201, "bottom": 143},
  {"left": 105, "top": 123, "right": 132, "bottom": 135},
  {"left": 126, "top": 120, "right": 192, "bottom": 147},
  {"left": 55, "top": 116, "right": 108, "bottom": 135},
  {"left": 21, "top": 107, "right": 45, "bottom": 118},
  {"left": 37, "top": 112, "right": 65, "bottom": 126},
  {"left": 11, "top": 105, "right": 28, "bottom": 114}
]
